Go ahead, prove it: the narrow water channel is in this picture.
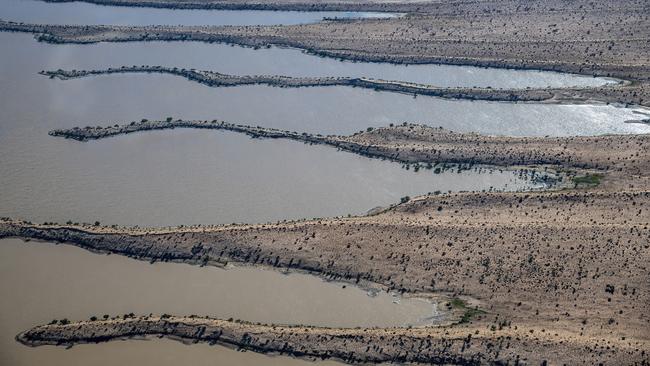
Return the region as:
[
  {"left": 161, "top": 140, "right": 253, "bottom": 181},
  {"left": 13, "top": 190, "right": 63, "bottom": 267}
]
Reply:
[
  {"left": 0, "top": 128, "right": 545, "bottom": 227},
  {"left": 1, "top": 31, "right": 617, "bottom": 89},
  {"left": 1, "top": 34, "right": 646, "bottom": 140},
  {"left": 0, "top": 0, "right": 397, "bottom": 26},
  {"left": 0, "top": 7, "right": 643, "bottom": 364},
  {"left": 0, "top": 31, "right": 560, "bottom": 227},
  {"left": 1, "top": 238, "right": 368, "bottom": 365}
]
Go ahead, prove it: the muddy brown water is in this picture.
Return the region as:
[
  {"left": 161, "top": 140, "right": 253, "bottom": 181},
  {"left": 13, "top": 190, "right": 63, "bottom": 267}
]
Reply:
[
  {"left": 0, "top": 33, "right": 557, "bottom": 227},
  {"left": 0, "top": 10, "right": 646, "bottom": 364},
  {"left": 0, "top": 238, "right": 356, "bottom": 365}
]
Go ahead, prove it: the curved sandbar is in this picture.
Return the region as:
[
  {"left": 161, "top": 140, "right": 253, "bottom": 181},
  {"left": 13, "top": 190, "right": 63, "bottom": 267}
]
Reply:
[
  {"left": 39, "top": 0, "right": 414, "bottom": 12},
  {"left": 17, "top": 314, "right": 646, "bottom": 365},
  {"left": 4, "top": 123, "right": 649, "bottom": 364},
  {"left": 50, "top": 120, "right": 648, "bottom": 172},
  {"left": 41, "top": 66, "right": 615, "bottom": 104},
  {"left": 2, "top": 16, "right": 647, "bottom": 106}
]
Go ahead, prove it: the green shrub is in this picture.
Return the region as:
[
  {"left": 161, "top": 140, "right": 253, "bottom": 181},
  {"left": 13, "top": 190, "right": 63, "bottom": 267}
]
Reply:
[{"left": 572, "top": 174, "right": 603, "bottom": 187}]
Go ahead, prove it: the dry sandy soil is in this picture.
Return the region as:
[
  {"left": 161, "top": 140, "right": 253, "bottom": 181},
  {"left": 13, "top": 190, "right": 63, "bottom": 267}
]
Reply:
[
  {"left": 3, "top": 124, "right": 649, "bottom": 364},
  {"left": 2, "top": 0, "right": 649, "bottom": 364},
  {"left": 2, "top": 0, "right": 649, "bottom": 106},
  {"left": 41, "top": 66, "right": 650, "bottom": 107}
]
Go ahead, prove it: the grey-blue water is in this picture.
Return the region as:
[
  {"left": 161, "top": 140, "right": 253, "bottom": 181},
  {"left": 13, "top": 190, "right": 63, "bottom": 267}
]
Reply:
[
  {"left": 1, "top": 34, "right": 644, "bottom": 137},
  {"left": 0, "top": 9, "right": 646, "bottom": 366},
  {"left": 0, "top": 0, "right": 398, "bottom": 25},
  {"left": 0, "top": 0, "right": 619, "bottom": 88},
  {"left": 0, "top": 32, "right": 558, "bottom": 227}
]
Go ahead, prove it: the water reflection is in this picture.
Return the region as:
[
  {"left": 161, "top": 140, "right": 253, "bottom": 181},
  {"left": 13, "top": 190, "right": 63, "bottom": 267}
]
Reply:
[{"left": 0, "top": 30, "right": 615, "bottom": 88}]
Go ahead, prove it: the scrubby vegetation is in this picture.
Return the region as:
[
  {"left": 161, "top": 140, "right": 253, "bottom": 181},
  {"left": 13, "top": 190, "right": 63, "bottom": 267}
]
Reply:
[{"left": 572, "top": 173, "right": 604, "bottom": 187}]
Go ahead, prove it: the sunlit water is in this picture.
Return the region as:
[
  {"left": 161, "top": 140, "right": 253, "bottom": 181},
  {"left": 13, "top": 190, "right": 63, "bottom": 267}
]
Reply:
[
  {"left": 0, "top": 10, "right": 646, "bottom": 365},
  {"left": 0, "top": 31, "right": 550, "bottom": 366},
  {"left": 0, "top": 28, "right": 618, "bottom": 88},
  {"left": 0, "top": 31, "right": 570, "bottom": 228}
]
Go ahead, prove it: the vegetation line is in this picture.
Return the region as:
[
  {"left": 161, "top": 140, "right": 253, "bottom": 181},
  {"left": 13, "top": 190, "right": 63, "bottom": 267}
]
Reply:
[
  {"left": 40, "top": 0, "right": 412, "bottom": 12},
  {"left": 41, "top": 66, "right": 581, "bottom": 103},
  {"left": 4, "top": 123, "right": 649, "bottom": 366},
  {"left": 14, "top": 314, "right": 502, "bottom": 365},
  {"left": 49, "top": 120, "right": 641, "bottom": 173}
]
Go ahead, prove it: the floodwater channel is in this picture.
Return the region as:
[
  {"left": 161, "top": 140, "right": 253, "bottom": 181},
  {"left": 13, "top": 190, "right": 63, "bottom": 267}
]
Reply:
[{"left": 0, "top": 6, "right": 645, "bottom": 365}]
